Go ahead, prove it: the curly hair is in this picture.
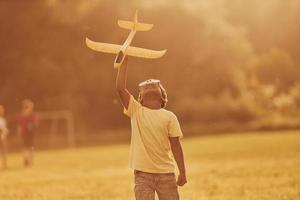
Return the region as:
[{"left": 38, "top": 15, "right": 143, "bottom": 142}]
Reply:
[{"left": 138, "top": 83, "right": 168, "bottom": 108}]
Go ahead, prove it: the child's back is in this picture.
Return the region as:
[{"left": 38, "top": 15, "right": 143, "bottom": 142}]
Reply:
[{"left": 124, "top": 95, "right": 183, "bottom": 173}]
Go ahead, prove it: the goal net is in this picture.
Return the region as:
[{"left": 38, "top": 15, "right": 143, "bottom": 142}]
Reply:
[{"left": 36, "top": 110, "right": 75, "bottom": 148}]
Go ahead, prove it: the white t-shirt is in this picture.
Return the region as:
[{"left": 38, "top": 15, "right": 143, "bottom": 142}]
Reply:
[{"left": 124, "top": 95, "right": 183, "bottom": 173}]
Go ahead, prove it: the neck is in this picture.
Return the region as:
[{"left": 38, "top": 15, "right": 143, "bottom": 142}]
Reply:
[{"left": 142, "top": 100, "right": 161, "bottom": 110}]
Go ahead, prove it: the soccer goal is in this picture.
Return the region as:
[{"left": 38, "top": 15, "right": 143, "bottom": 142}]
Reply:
[{"left": 36, "top": 110, "right": 75, "bottom": 148}]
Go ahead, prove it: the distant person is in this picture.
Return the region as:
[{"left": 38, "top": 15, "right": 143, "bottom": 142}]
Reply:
[
  {"left": 116, "top": 57, "right": 187, "bottom": 200},
  {"left": 18, "top": 99, "right": 38, "bottom": 167},
  {"left": 0, "top": 105, "right": 9, "bottom": 169}
]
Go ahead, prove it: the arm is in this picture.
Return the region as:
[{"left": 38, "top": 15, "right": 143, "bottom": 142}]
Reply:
[
  {"left": 116, "top": 57, "right": 131, "bottom": 109},
  {"left": 0, "top": 120, "right": 8, "bottom": 139},
  {"left": 169, "top": 137, "right": 187, "bottom": 186}
]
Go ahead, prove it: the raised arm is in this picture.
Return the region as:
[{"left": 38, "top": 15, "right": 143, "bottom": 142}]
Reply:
[
  {"left": 116, "top": 57, "right": 131, "bottom": 109},
  {"left": 169, "top": 137, "right": 187, "bottom": 186}
]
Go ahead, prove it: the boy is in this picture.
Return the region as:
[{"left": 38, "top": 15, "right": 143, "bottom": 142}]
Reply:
[
  {"left": 116, "top": 57, "right": 187, "bottom": 200},
  {"left": 0, "top": 105, "right": 8, "bottom": 169},
  {"left": 17, "top": 99, "right": 38, "bottom": 167}
]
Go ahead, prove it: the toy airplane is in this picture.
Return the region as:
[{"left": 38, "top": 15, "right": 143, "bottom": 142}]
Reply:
[{"left": 86, "top": 10, "right": 167, "bottom": 68}]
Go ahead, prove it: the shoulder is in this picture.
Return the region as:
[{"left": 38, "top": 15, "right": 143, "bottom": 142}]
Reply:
[
  {"left": 130, "top": 95, "right": 141, "bottom": 104},
  {"left": 161, "top": 108, "right": 175, "bottom": 114},
  {"left": 129, "top": 95, "right": 142, "bottom": 110},
  {"left": 161, "top": 109, "right": 178, "bottom": 119},
  {"left": 124, "top": 95, "right": 142, "bottom": 117}
]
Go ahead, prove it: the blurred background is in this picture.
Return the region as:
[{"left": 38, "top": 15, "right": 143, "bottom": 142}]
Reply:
[{"left": 1, "top": 0, "right": 300, "bottom": 149}]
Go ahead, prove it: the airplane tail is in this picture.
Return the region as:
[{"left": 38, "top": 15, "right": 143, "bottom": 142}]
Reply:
[{"left": 118, "top": 20, "right": 153, "bottom": 31}]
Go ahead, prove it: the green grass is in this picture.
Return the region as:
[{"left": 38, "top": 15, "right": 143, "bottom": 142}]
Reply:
[{"left": 1, "top": 130, "right": 300, "bottom": 200}]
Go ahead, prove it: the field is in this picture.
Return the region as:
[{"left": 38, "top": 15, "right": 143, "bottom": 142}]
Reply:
[{"left": 0, "top": 130, "right": 300, "bottom": 200}]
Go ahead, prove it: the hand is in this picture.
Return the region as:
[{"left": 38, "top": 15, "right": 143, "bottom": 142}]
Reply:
[{"left": 177, "top": 173, "right": 187, "bottom": 186}]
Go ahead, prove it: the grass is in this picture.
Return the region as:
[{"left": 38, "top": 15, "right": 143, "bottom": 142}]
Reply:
[{"left": 0, "top": 130, "right": 300, "bottom": 200}]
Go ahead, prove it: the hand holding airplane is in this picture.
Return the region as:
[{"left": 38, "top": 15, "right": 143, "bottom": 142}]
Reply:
[{"left": 86, "top": 10, "right": 167, "bottom": 68}]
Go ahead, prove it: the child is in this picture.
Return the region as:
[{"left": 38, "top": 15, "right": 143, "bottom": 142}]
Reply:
[
  {"left": 18, "top": 99, "right": 38, "bottom": 167},
  {"left": 116, "top": 57, "right": 187, "bottom": 200},
  {"left": 0, "top": 105, "right": 8, "bottom": 169}
]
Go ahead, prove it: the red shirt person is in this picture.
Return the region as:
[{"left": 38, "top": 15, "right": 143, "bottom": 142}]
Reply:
[
  {"left": 18, "top": 99, "right": 38, "bottom": 167},
  {"left": 19, "top": 111, "right": 37, "bottom": 136}
]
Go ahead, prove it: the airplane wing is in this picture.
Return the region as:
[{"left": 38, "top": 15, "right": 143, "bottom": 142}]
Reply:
[
  {"left": 86, "top": 37, "right": 121, "bottom": 54},
  {"left": 126, "top": 46, "right": 167, "bottom": 59}
]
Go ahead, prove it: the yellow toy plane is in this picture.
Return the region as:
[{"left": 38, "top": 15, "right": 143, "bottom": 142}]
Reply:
[{"left": 86, "top": 10, "right": 167, "bottom": 68}]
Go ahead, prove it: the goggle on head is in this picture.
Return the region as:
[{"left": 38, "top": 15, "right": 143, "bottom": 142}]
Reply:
[{"left": 138, "top": 79, "right": 161, "bottom": 89}]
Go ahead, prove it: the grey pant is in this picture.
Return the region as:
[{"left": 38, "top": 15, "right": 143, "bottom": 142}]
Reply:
[{"left": 134, "top": 170, "right": 179, "bottom": 200}]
